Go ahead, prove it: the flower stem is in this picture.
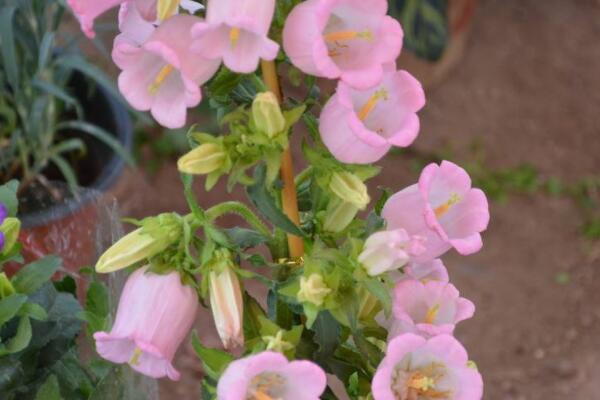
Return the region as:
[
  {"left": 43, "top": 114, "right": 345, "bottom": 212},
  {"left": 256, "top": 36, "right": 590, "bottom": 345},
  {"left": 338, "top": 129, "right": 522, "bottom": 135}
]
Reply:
[
  {"left": 206, "top": 201, "right": 272, "bottom": 239},
  {"left": 260, "top": 60, "right": 305, "bottom": 259}
]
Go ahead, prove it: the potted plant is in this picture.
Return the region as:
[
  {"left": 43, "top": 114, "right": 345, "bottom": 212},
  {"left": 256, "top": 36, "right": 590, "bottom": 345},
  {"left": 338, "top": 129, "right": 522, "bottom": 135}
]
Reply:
[{"left": 0, "top": 0, "right": 133, "bottom": 274}]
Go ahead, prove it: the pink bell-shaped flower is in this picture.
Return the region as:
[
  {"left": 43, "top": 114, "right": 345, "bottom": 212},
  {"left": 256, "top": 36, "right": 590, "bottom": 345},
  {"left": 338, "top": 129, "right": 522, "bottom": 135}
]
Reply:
[
  {"left": 382, "top": 161, "right": 490, "bottom": 262},
  {"left": 217, "top": 351, "right": 327, "bottom": 400},
  {"left": 320, "top": 64, "right": 425, "bottom": 163},
  {"left": 391, "top": 279, "right": 475, "bottom": 339},
  {"left": 283, "top": 0, "right": 403, "bottom": 89},
  {"left": 372, "top": 333, "right": 483, "bottom": 400},
  {"left": 403, "top": 259, "right": 450, "bottom": 283},
  {"left": 112, "top": 14, "right": 220, "bottom": 129},
  {"left": 190, "top": 0, "right": 279, "bottom": 73},
  {"left": 68, "top": 0, "right": 159, "bottom": 38},
  {"left": 94, "top": 266, "right": 199, "bottom": 380},
  {"left": 358, "top": 228, "right": 425, "bottom": 276}
]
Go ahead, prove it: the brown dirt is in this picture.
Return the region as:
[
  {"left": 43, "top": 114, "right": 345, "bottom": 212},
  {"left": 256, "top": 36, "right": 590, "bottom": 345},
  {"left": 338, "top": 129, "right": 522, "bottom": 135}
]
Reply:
[{"left": 107, "top": 0, "right": 600, "bottom": 398}]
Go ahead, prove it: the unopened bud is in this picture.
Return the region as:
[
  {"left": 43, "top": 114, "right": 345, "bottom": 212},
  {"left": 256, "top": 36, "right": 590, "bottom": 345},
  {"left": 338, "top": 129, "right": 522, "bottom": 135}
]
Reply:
[
  {"left": 329, "top": 172, "right": 370, "bottom": 209},
  {"left": 358, "top": 229, "right": 425, "bottom": 276},
  {"left": 251, "top": 92, "right": 286, "bottom": 138},
  {"left": 178, "top": 143, "right": 227, "bottom": 175},
  {"left": 323, "top": 199, "right": 359, "bottom": 233},
  {"left": 0, "top": 272, "right": 15, "bottom": 298},
  {"left": 96, "top": 216, "right": 180, "bottom": 273},
  {"left": 0, "top": 217, "right": 20, "bottom": 255},
  {"left": 297, "top": 273, "right": 331, "bottom": 306},
  {"left": 209, "top": 264, "right": 244, "bottom": 349}
]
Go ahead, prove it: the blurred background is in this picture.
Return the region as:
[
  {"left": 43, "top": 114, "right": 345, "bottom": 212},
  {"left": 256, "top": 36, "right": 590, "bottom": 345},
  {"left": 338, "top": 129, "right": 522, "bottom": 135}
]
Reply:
[{"left": 3, "top": 0, "right": 600, "bottom": 399}]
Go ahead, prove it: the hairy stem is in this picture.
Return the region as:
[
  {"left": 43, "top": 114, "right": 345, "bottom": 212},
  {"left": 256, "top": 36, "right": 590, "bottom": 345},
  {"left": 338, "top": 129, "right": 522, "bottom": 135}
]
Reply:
[{"left": 206, "top": 201, "right": 272, "bottom": 239}]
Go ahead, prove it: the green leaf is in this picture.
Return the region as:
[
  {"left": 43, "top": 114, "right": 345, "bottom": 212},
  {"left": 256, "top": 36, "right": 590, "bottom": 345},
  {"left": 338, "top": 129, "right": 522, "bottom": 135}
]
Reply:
[
  {"left": 86, "top": 281, "right": 109, "bottom": 318},
  {"left": 18, "top": 302, "right": 48, "bottom": 321},
  {"left": 362, "top": 278, "right": 391, "bottom": 315},
  {"left": 12, "top": 255, "right": 61, "bottom": 294},
  {"left": 32, "top": 79, "right": 83, "bottom": 117},
  {"left": 0, "top": 316, "right": 32, "bottom": 355},
  {"left": 191, "top": 332, "right": 234, "bottom": 380},
  {"left": 0, "top": 5, "right": 19, "bottom": 91},
  {"left": 224, "top": 227, "right": 268, "bottom": 249},
  {"left": 247, "top": 165, "right": 305, "bottom": 237},
  {"left": 244, "top": 292, "right": 267, "bottom": 342},
  {"left": 311, "top": 311, "right": 341, "bottom": 361},
  {"left": 0, "top": 294, "right": 27, "bottom": 326},
  {"left": 0, "top": 180, "right": 19, "bottom": 216},
  {"left": 37, "top": 32, "right": 56, "bottom": 72},
  {"left": 57, "top": 121, "right": 134, "bottom": 166},
  {"left": 49, "top": 155, "right": 78, "bottom": 194},
  {"left": 34, "top": 375, "right": 62, "bottom": 400}
]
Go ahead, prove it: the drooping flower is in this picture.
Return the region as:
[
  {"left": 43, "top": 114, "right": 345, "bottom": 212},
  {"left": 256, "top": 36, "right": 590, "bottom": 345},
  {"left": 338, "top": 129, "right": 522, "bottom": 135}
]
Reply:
[
  {"left": 382, "top": 161, "right": 490, "bottom": 262},
  {"left": 217, "top": 351, "right": 327, "bottom": 400},
  {"left": 283, "top": 0, "right": 403, "bottom": 89},
  {"left": 320, "top": 65, "right": 425, "bottom": 164},
  {"left": 190, "top": 0, "right": 279, "bottom": 73},
  {"left": 372, "top": 333, "right": 483, "bottom": 400},
  {"left": 209, "top": 265, "right": 244, "bottom": 349},
  {"left": 112, "top": 14, "right": 220, "bottom": 128},
  {"left": 391, "top": 279, "right": 475, "bottom": 338},
  {"left": 94, "top": 266, "right": 199, "bottom": 380},
  {"left": 358, "top": 229, "right": 425, "bottom": 276}
]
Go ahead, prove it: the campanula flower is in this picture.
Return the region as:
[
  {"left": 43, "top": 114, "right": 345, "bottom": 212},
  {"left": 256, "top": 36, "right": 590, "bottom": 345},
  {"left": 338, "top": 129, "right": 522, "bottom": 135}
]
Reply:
[
  {"left": 358, "top": 229, "right": 426, "bottom": 276},
  {"left": 217, "top": 351, "right": 327, "bottom": 400},
  {"left": 283, "top": 0, "right": 403, "bottom": 89},
  {"left": 112, "top": 14, "right": 220, "bottom": 128},
  {"left": 391, "top": 279, "right": 475, "bottom": 338},
  {"left": 190, "top": 0, "right": 279, "bottom": 73},
  {"left": 372, "top": 334, "right": 483, "bottom": 400},
  {"left": 320, "top": 64, "right": 425, "bottom": 164},
  {"left": 382, "top": 161, "right": 490, "bottom": 262},
  {"left": 402, "top": 259, "right": 450, "bottom": 283},
  {"left": 94, "top": 266, "right": 199, "bottom": 380}
]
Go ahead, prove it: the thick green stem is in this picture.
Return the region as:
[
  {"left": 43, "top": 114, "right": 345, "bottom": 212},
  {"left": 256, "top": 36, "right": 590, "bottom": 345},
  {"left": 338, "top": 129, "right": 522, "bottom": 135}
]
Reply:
[{"left": 206, "top": 201, "right": 272, "bottom": 238}]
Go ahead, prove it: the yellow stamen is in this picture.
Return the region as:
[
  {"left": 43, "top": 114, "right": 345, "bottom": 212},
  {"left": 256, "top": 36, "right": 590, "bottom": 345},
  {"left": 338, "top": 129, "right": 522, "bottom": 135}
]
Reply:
[
  {"left": 148, "top": 64, "right": 174, "bottom": 94},
  {"left": 434, "top": 193, "right": 462, "bottom": 218},
  {"left": 408, "top": 374, "right": 436, "bottom": 391},
  {"left": 230, "top": 27, "right": 241, "bottom": 47},
  {"left": 157, "top": 0, "right": 180, "bottom": 21},
  {"left": 324, "top": 30, "right": 373, "bottom": 42},
  {"left": 129, "top": 347, "right": 142, "bottom": 366},
  {"left": 358, "top": 88, "right": 389, "bottom": 121},
  {"left": 424, "top": 304, "right": 440, "bottom": 324}
]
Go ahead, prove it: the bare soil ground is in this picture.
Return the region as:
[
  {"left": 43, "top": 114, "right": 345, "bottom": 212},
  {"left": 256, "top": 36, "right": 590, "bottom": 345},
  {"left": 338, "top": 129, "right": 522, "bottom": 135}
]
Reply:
[{"left": 109, "top": 0, "right": 600, "bottom": 398}]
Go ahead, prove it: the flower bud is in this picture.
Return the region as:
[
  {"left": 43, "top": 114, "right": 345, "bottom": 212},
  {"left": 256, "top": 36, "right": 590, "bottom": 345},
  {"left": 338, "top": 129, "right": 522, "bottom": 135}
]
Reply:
[
  {"left": 322, "top": 199, "right": 359, "bottom": 233},
  {"left": 177, "top": 143, "right": 227, "bottom": 175},
  {"left": 358, "top": 229, "right": 426, "bottom": 276},
  {"left": 96, "top": 216, "right": 180, "bottom": 273},
  {"left": 0, "top": 217, "right": 20, "bottom": 255},
  {"left": 209, "top": 265, "right": 244, "bottom": 349},
  {"left": 297, "top": 273, "right": 331, "bottom": 306},
  {"left": 0, "top": 272, "right": 16, "bottom": 298},
  {"left": 329, "top": 171, "right": 370, "bottom": 209},
  {"left": 251, "top": 91, "right": 286, "bottom": 138}
]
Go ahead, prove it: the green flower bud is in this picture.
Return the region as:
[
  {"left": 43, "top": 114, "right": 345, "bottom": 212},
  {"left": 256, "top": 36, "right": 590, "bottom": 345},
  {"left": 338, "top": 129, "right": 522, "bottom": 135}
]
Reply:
[
  {"left": 177, "top": 143, "right": 227, "bottom": 175},
  {"left": 251, "top": 91, "right": 286, "bottom": 138},
  {"left": 329, "top": 171, "right": 370, "bottom": 209},
  {"left": 0, "top": 217, "right": 20, "bottom": 255},
  {"left": 323, "top": 199, "right": 359, "bottom": 233},
  {"left": 95, "top": 217, "right": 180, "bottom": 273},
  {"left": 0, "top": 272, "right": 16, "bottom": 298}
]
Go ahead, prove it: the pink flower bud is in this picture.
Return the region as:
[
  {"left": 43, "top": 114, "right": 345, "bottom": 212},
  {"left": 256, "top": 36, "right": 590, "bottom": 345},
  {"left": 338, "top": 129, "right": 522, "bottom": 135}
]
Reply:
[
  {"left": 94, "top": 266, "right": 198, "bottom": 380},
  {"left": 358, "top": 229, "right": 425, "bottom": 276},
  {"left": 209, "top": 265, "right": 244, "bottom": 349}
]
